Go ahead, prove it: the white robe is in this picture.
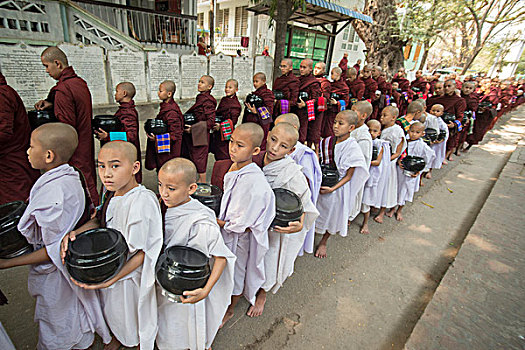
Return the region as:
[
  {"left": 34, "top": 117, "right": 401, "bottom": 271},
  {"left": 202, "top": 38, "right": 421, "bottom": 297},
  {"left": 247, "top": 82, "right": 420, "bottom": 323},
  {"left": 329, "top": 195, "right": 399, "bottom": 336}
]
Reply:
[
  {"left": 379, "top": 124, "right": 406, "bottom": 208},
  {"left": 261, "top": 157, "right": 319, "bottom": 293},
  {"left": 425, "top": 114, "right": 449, "bottom": 169},
  {"left": 362, "top": 139, "right": 391, "bottom": 210},
  {"left": 349, "top": 124, "right": 373, "bottom": 220},
  {"left": 17, "top": 164, "right": 111, "bottom": 350},
  {"left": 156, "top": 199, "right": 235, "bottom": 350},
  {"left": 219, "top": 162, "right": 275, "bottom": 305},
  {"left": 397, "top": 138, "right": 436, "bottom": 206},
  {"left": 291, "top": 142, "right": 322, "bottom": 256},
  {"left": 101, "top": 185, "right": 163, "bottom": 350},
  {"left": 315, "top": 137, "right": 369, "bottom": 237}
]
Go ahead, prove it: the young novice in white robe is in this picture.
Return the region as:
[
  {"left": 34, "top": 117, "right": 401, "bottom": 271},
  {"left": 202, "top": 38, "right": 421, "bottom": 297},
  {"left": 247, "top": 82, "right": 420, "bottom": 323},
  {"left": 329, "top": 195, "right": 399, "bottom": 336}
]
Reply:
[
  {"left": 360, "top": 120, "right": 391, "bottom": 235},
  {"left": 251, "top": 123, "right": 319, "bottom": 315},
  {"left": 349, "top": 101, "right": 373, "bottom": 222},
  {"left": 315, "top": 111, "right": 369, "bottom": 258},
  {"left": 390, "top": 122, "right": 435, "bottom": 221},
  {"left": 0, "top": 123, "right": 111, "bottom": 350},
  {"left": 63, "top": 141, "right": 163, "bottom": 350},
  {"left": 156, "top": 158, "right": 235, "bottom": 350},
  {"left": 375, "top": 106, "right": 407, "bottom": 224},
  {"left": 274, "top": 113, "right": 322, "bottom": 256},
  {"left": 218, "top": 123, "right": 275, "bottom": 324},
  {"left": 426, "top": 104, "right": 449, "bottom": 174}
]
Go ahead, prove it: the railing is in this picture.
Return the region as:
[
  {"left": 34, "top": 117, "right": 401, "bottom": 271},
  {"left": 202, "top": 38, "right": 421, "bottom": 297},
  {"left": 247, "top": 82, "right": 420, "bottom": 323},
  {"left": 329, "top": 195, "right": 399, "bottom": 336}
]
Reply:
[
  {"left": 72, "top": 0, "right": 197, "bottom": 46},
  {"left": 216, "top": 36, "right": 248, "bottom": 56}
]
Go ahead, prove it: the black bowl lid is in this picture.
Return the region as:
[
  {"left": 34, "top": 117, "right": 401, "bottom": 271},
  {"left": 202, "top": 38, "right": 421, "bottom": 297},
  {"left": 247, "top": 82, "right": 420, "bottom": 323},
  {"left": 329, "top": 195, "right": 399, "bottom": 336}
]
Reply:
[
  {"left": 146, "top": 118, "right": 167, "bottom": 125},
  {"left": 0, "top": 201, "right": 26, "bottom": 227},
  {"left": 164, "top": 246, "right": 209, "bottom": 268},
  {"left": 193, "top": 183, "right": 222, "bottom": 198},
  {"left": 94, "top": 114, "right": 117, "bottom": 120},
  {"left": 69, "top": 228, "right": 125, "bottom": 258},
  {"left": 273, "top": 188, "right": 303, "bottom": 214}
]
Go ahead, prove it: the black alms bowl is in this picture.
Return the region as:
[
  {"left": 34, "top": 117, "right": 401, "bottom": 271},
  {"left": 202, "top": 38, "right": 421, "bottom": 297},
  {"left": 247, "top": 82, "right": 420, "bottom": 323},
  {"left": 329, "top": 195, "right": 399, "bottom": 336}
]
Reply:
[
  {"left": 145, "top": 119, "right": 168, "bottom": 135},
  {"left": 401, "top": 155, "right": 426, "bottom": 176},
  {"left": 27, "top": 110, "right": 58, "bottom": 130},
  {"left": 215, "top": 114, "right": 225, "bottom": 123},
  {"left": 156, "top": 245, "right": 210, "bottom": 302},
  {"left": 271, "top": 188, "right": 303, "bottom": 228},
  {"left": 184, "top": 113, "right": 197, "bottom": 125},
  {"left": 372, "top": 145, "right": 379, "bottom": 161},
  {"left": 425, "top": 128, "right": 438, "bottom": 142},
  {"left": 298, "top": 91, "right": 309, "bottom": 102},
  {"left": 65, "top": 228, "right": 128, "bottom": 284},
  {"left": 92, "top": 115, "right": 122, "bottom": 133},
  {"left": 330, "top": 93, "right": 342, "bottom": 101},
  {"left": 0, "top": 201, "right": 32, "bottom": 259},
  {"left": 191, "top": 183, "right": 223, "bottom": 217},
  {"left": 437, "top": 129, "right": 447, "bottom": 141},
  {"left": 321, "top": 163, "right": 339, "bottom": 188},
  {"left": 441, "top": 112, "right": 456, "bottom": 124},
  {"left": 245, "top": 94, "right": 264, "bottom": 109},
  {"left": 274, "top": 90, "right": 285, "bottom": 100}
]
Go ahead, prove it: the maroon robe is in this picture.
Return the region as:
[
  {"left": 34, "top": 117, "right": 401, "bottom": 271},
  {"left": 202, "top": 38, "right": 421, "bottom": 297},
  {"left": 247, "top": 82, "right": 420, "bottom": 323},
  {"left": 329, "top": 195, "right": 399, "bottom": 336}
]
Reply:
[
  {"left": 145, "top": 98, "right": 183, "bottom": 172},
  {"left": 210, "top": 94, "right": 241, "bottom": 160},
  {"left": 393, "top": 77, "right": 411, "bottom": 92},
  {"left": 426, "top": 94, "right": 466, "bottom": 151},
  {"left": 339, "top": 57, "right": 348, "bottom": 79},
  {"left": 45, "top": 66, "right": 98, "bottom": 205},
  {"left": 0, "top": 73, "right": 40, "bottom": 204},
  {"left": 373, "top": 76, "right": 392, "bottom": 121},
  {"left": 346, "top": 77, "right": 365, "bottom": 101},
  {"left": 272, "top": 72, "right": 299, "bottom": 117},
  {"left": 323, "top": 78, "right": 349, "bottom": 138},
  {"left": 316, "top": 75, "right": 332, "bottom": 138},
  {"left": 242, "top": 84, "right": 274, "bottom": 150},
  {"left": 458, "top": 92, "right": 479, "bottom": 146},
  {"left": 363, "top": 77, "right": 379, "bottom": 120},
  {"left": 182, "top": 90, "right": 216, "bottom": 173},
  {"left": 410, "top": 78, "right": 428, "bottom": 93},
  {"left": 353, "top": 63, "right": 361, "bottom": 76},
  {"left": 297, "top": 73, "right": 322, "bottom": 143},
  {"left": 429, "top": 80, "right": 437, "bottom": 96}
]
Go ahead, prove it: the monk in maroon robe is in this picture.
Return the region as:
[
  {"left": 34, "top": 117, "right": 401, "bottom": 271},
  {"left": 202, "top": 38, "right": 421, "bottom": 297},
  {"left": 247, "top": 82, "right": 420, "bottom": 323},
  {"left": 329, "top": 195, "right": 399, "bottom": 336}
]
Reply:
[
  {"left": 426, "top": 79, "right": 466, "bottom": 160},
  {"left": 242, "top": 72, "right": 275, "bottom": 150},
  {"left": 325, "top": 67, "right": 349, "bottom": 138},
  {"left": 210, "top": 79, "right": 241, "bottom": 160},
  {"left": 361, "top": 65, "right": 379, "bottom": 120},
  {"left": 353, "top": 59, "right": 362, "bottom": 76},
  {"left": 272, "top": 58, "right": 299, "bottom": 117},
  {"left": 339, "top": 53, "right": 349, "bottom": 79},
  {"left": 314, "top": 62, "right": 333, "bottom": 138},
  {"left": 372, "top": 66, "right": 392, "bottom": 121},
  {"left": 35, "top": 47, "right": 98, "bottom": 205},
  {"left": 411, "top": 70, "right": 428, "bottom": 96},
  {"left": 146, "top": 80, "right": 183, "bottom": 175},
  {"left": 297, "top": 59, "right": 322, "bottom": 145},
  {"left": 457, "top": 82, "right": 479, "bottom": 154},
  {"left": 346, "top": 67, "right": 365, "bottom": 103},
  {"left": 182, "top": 76, "right": 216, "bottom": 182},
  {"left": 0, "top": 73, "right": 40, "bottom": 204}
]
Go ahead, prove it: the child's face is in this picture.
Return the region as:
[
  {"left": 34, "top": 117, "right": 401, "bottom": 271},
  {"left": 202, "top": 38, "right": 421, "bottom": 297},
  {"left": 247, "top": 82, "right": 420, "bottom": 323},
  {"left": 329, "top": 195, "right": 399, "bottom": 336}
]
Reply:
[
  {"left": 225, "top": 81, "right": 237, "bottom": 96},
  {"left": 229, "top": 129, "right": 259, "bottom": 164},
  {"left": 97, "top": 148, "right": 138, "bottom": 194},
  {"left": 368, "top": 124, "right": 381, "bottom": 140},
  {"left": 27, "top": 132, "right": 49, "bottom": 170},
  {"left": 114, "top": 86, "right": 126, "bottom": 103},
  {"left": 330, "top": 70, "right": 341, "bottom": 81},
  {"left": 380, "top": 110, "right": 395, "bottom": 126},
  {"left": 408, "top": 126, "right": 424, "bottom": 141},
  {"left": 434, "top": 83, "right": 444, "bottom": 96},
  {"left": 253, "top": 76, "right": 265, "bottom": 90},
  {"left": 198, "top": 77, "right": 212, "bottom": 92},
  {"left": 333, "top": 115, "right": 354, "bottom": 137},
  {"left": 430, "top": 106, "right": 444, "bottom": 117},
  {"left": 158, "top": 84, "right": 171, "bottom": 101},
  {"left": 158, "top": 170, "right": 196, "bottom": 208},
  {"left": 266, "top": 128, "right": 295, "bottom": 162},
  {"left": 392, "top": 82, "right": 399, "bottom": 90}
]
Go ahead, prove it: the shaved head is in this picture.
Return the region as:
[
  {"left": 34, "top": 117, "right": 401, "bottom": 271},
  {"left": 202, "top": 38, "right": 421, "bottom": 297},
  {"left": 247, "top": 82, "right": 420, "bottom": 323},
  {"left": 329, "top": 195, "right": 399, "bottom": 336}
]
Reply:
[
  {"left": 34, "top": 122, "right": 78, "bottom": 162},
  {"left": 275, "top": 113, "right": 300, "bottom": 129},
  {"left": 352, "top": 101, "right": 373, "bottom": 118},
  {"left": 201, "top": 75, "right": 215, "bottom": 88},
  {"left": 338, "top": 110, "right": 358, "bottom": 125},
  {"left": 160, "top": 158, "right": 198, "bottom": 185},
  {"left": 409, "top": 121, "right": 425, "bottom": 132},
  {"left": 100, "top": 141, "right": 138, "bottom": 163},
  {"left": 316, "top": 62, "right": 326, "bottom": 72},
  {"left": 270, "top": 122, "right": 299, "bottom": 147},
  {"left": 367, "top": 119, "right": 381, "bottom": 129},
  {"left": 407, "top": 100, "right": 424, "bottom": 114},
  {"left": 161, "top": 80, "right": 176, "bottom": 93},
  {"left": 117, "top": 82, "right": 136, "bottom": 98},
  {"left": 282, "top": 58, "right": 293, "bottom": 67},
  {"left": 302, "top": 59, "right": 313, "bottom": 69},
  {"left": 331, "top": 66, "right": 342, "bottom": 75},
  {"left": 348, "top": 67, "right": 357, "bottom": 77},
  {"left": 235, "top": 122, "right": 264, "bottom": 148},
  {"left": 254, "top": 72, "right": 266, "bottom": 82},
  {"left": 226, "top": 78, "right": 238, "bottom": 89},
  {"left": 41, "top": 46, "right": 68, "bottom": 66},
  {"left": 383, "top": 105, "right": 399, "bottom": 118}
]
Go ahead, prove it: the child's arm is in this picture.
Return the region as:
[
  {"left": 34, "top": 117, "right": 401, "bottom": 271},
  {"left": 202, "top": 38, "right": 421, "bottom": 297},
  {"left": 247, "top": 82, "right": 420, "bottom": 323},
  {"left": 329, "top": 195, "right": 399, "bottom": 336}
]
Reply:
[
  {"left": 390, "top": 139, "right": 404, "bottom": 161},
  {"left": 72, "top": 250, "right": 145, "bottom": 290},
  {"left": 216, "top": 219, "right": 226, "bottom": 228},
  {"left": 320, "top": 167, "right": 355, "bottom": 194},
  {"left": 370, "top": 147, "right": 384, "bottom": 167},
  {"left": 0, "top": 247, "right": 50, "bottom": 269},
  {"left": 273, "top": 213, "right": 305, "bottom": 234},
  {"left": 60, "top": 217, "right": 100, "bottom": 263},
  {"left": 181, "top": 256, "right": 227, "bottom": 304}
]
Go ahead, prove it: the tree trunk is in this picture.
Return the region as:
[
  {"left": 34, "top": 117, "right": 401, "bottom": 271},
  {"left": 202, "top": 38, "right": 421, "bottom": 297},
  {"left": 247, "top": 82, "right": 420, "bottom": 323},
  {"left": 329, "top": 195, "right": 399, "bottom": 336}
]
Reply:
[
  {"left": 461, "top": 46, "right": 482, "bottom": 74},
  {"left": 272, "top": 16, "right": 288, "bottom": 78},
  {"left": 418, "top": 44, "right": 430, "bottom": 71},
  {"left": 352, "top": 0, "right": 406, "bottom": 76}
]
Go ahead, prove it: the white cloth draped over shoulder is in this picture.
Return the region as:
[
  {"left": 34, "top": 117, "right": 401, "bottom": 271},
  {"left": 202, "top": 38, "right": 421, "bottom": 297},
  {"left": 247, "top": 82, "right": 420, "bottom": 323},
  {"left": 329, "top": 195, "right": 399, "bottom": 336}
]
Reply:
[
  {"left": 101, "top": 185, "right": 163, "bottom": 350},
  {"left": 349, "top": 124, "right": 373, "bottom": 220},
  {"left": 261, "top": 157, "right": 319, "bottom": 294},
  {"left": 362, "top": 139, "right": 391, "bottom": 210},
  {"left": 156, "top": 199, "right": 235, "bottom": 350},
  {"left": 17, "top": 164, "right": 111, "bottom": 350},
  {"left": 379, "top": 124, "right": 406, "bottom": 209},
  {"left": 290, "top": 142, "right": 322, "bottom": 256},
  {"left": 219, "top": 163, "right": 275, "bottom": 305},
  {"left": 425, "top": 113, "right": 449, "bottom": 169},
  {"left": 315, "top": 137, "right": 369, "bottom": 237}
]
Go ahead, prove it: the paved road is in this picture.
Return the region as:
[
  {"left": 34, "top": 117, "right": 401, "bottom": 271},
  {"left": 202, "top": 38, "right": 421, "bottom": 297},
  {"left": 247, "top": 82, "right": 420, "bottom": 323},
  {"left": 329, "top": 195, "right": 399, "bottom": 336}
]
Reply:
[{"left": 0, "top": 107, "right": 523, "bottom": 349}]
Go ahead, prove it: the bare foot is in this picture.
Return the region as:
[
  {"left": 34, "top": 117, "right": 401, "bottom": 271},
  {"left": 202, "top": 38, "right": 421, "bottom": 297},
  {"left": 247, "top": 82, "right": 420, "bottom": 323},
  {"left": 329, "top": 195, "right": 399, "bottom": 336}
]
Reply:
[
  {"left": 425, "top": 172, "right": 432, "bottom": 179},
  {"left": 447, "top": 156, "right": 455, "bottom": 161},
  {"left": 347, "top": 219, "right": 352, "bottom": 227},
  {"left": 247, "top": 292, "right": 266, "bottom": 317},
  {"left": 442, "top": 160, "right": 448, "bottom": 165},
  {"left": 420, "top": 181, "right": 425, "bottom": 187},
  {"left": 386, "top": 209, "right": 395, "bottom": 218},
  {"left": 395, "top": 211, "right": 403, "bottom": 221},
  {"left": 220, "top": 309, "right": 234, "bottom": 328},
  {"left": 315, "top": 243, "right": 327, "bottom": 258},
  {"left": 374, "top": 214, "right": 384, "bottom": 223},
  {"left": 103, "top": 337, "right": 121, "bottom": 350},
  {"left": 360, "top": 223, "right": 370, "bottom": 234}
]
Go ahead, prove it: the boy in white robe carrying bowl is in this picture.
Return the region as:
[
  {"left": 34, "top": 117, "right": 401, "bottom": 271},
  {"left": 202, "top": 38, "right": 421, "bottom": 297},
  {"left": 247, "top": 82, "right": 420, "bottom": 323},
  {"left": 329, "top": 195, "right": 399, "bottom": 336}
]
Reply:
[
  {"left": 156, "top": 158, "right": 235, "bottom": 350},
  {"left": 61, "top": 141, "right": 163, "bottom": 350}
]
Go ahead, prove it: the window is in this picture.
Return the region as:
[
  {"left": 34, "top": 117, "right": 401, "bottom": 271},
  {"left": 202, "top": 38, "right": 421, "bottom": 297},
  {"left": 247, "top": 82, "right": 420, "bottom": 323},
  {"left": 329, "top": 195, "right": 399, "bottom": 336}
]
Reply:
[
  {"left": 197, "top": 13, "right": 204, "bottom": 28},
  {"left": 30, "top": 21, "right": 39, "bottom": 31},
  {"left": 217, "top": 8, "right": 229, "bottom": 35},
  {"left": 235, "top": 6, "right": 248, "bottom": 36},
  {"left": 343, "top": 27, "right": 349, "bottom": 41},
  {"left": 19, "top": 20, "right": 28, "bottom": 31},
  {"left": 7, "top": 18, "right": 16, "bottom": 29},
  {"left": 341, "top": 42, "right": 347, "bottom": 49}
]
